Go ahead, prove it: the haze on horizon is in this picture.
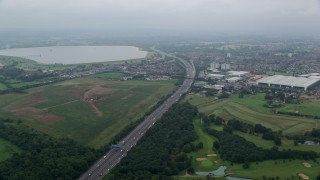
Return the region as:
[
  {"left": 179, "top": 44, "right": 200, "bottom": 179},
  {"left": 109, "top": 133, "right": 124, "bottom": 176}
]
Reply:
[{"left": 0, "top": 0, "right": 320, "bottom": 37}]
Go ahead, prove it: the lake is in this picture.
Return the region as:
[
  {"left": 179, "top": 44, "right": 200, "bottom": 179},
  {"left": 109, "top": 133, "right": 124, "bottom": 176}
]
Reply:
[
  {"left": 0, "top": 46, "right": 147, "bottom": 64},
  {"left": 196, "top": 166, "right": 251, "bottom": 180}
]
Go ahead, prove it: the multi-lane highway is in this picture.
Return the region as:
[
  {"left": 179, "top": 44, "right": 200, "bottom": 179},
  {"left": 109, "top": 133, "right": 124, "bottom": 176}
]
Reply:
[{"left": 78, "top": 48, "right": 195, "bottom": 180}]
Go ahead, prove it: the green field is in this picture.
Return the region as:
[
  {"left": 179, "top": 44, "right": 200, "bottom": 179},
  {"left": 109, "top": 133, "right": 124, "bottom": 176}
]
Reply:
[
  {"left": 92, "top": 72, "right": 124, "bottom": 80},
  {"left": 0, "top": 138, "right": 21, "bottom": 162},
  {"left": 185, "top": 94, "right": 318, "bottom": 134},
  {"left": 228, "top": 159, "right": 320, "bottom": 179},
  {"left": 230, "top": 93, "right": 320, "bottom": 117},
  {"left": 236, "top": 132, "right": 320, "bottom": 153},
  {"left": 279, "top": 101, "right": 320, "bottom": 117},
  {"left": 186, "top": 119, "right": 320, "bottom": 180},
  {"left": 184, "top": 94, "right": 320, "bottom": 179},
  {"left": 0, "top": 77, "right": 177, "bottom": 148},
  {"left": 188, "top": 119, "right": 222, "bottom": 171},
  {"left": 0, "top": 83, "right": 7, "bottom": 90},
  {"left": 173, "top": 176, "right": 227, "bottom": 180},
  {"left": 10, "top": 81, "right": 42, "bottom": 88}
]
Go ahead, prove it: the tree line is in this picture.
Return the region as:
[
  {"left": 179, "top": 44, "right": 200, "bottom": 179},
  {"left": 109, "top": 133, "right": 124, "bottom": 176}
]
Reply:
[
  {"left": 107, "top": 103, "right": 198, "bottom": 180},
  {"left": 0, "top": 119, "right": 99, "bottom": 180},
  {"left": 202, "top": 115, "right": 282, "bottom": 146},
  {"left": 201, "top": 115, "right": 319, "bottom": 164}
]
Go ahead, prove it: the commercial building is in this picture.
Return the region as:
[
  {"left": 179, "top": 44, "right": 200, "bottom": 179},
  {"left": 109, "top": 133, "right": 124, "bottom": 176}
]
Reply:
[
  {"left": 207, "top": 74, "right": 225, "bottom": 79},
  {"left": 309, "top": 76, "right": 320, "bottom": 79},
  {"left": 227, "top": 71, "right": 250, "bottom": 77},
  {"left": 257, "top": 75, "right": 320, "bottom": 90},
  {"left": 226, "top": 77, "right": 242, "bottom": 83},
  {"left": 298, "top": 73, "right": 320, "bottom": 78},
  {"left": 194, "top": 81, "right": 207, "bottom": 87}
]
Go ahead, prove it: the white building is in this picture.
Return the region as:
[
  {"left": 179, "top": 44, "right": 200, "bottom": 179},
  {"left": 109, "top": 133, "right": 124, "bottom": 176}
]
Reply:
[
  {"left": 221, "top": 63, "right": 230, "bottom": 70},
  {"left": 226, "top": 77, "right": 242, "bottom": 83},
  {"left": 210, "top": 62, "right": 220, "bottom": 69},
  {"left": 207, "top": 74, "right": 225, "bottom": 79},
  {"left": 257, "top": 75, "right": 320, "bottom": 90},
  {"left": 194, "top": 81, "right": 207, "bottom": 87},
  {"left": 309, "top": 76, "right": 320, "bottom": 79},
  {"left": 227, "top": 71, "right": 249, "bottom": 77}
]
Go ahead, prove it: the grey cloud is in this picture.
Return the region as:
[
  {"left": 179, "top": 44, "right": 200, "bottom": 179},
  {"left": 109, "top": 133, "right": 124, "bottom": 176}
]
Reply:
[{"left": 0, "top": 0, "right": 319, "bottom": 37}]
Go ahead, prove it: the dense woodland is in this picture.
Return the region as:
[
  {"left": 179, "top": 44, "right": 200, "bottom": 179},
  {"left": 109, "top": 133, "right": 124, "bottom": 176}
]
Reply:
[
  {"left": 107, "top": 103, "right": 198, "bottom": 180},
  {"left": 202, "top": 115, "right": 319, "bottom": 164},
  {"left": 0, "top": 119, "right": 99, "bottom": 180}
]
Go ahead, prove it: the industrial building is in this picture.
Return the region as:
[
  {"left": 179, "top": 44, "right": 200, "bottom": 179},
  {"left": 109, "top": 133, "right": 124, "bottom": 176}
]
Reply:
[
  {"left": 227, "top": 71, "right": 249, "bottom": 77},
  {"left": 257, "top": 75, "right": 320, "bottom": 90},
  {"left": 207, "top": 74, "right": 225, "bottom": 79},
  {"left": 194, "top": 81, "right": 207, "bottom": 87},
  {"left": 226, "top": 77, "right": 242, "bottom": 83}
]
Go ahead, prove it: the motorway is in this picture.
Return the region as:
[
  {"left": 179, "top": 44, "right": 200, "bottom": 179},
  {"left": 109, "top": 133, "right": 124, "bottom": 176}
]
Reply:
[{"left": 78, "top": 48, "right": 195, "bottom": 180}]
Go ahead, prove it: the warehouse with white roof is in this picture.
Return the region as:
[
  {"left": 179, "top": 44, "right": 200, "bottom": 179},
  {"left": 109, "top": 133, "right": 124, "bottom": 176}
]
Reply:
[{"left": 257, "top": 75, "right": 320, "bottom": 90}]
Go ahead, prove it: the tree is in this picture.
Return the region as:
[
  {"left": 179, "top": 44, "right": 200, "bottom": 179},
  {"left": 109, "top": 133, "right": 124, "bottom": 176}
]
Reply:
[
  {"left": 274, "top": 137, "right": 282, "bottom": 146},
  {"left": 243, "top": 161, "right": 250, "bottom": 169},
  {"left": 213, "top": 141, "right": 220, "bottom": 150},
  {"left": 197, "top": 142, "right": 204, "bottom": 150}
]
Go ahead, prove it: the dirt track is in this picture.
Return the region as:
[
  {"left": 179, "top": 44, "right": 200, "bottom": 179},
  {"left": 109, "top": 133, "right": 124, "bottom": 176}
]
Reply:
[{"left": 83, "top": 86, "right": 112, "bottom": 117}]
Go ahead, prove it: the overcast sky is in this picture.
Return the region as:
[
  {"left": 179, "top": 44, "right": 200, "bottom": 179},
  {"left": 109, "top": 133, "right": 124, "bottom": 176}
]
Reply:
[{"left": 0, "top": 0, "right": 320, "bottom": 36}]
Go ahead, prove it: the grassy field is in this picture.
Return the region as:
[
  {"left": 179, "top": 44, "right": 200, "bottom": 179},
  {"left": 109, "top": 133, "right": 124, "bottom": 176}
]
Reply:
[
  {"left": 185, "top": 94, "right": 318, "bottom": 134},
  {"left": 187, "top": 121, "right": 320, "bottom": 180},
  {"left": 230, "top": 93, "right": 320, "bottom": 117},
  {"left": 236, "top": 132, "right": 320, "bottom": 153},
  {"left": 184, "top": 94, "right": 320, "bottom": 179},
  {"left": 0, "top": 77, "right": 177, "bottom": 148},
  {"left": 10, "top": 81, "right": 43, "bottom": 88},
  {"left": 228, "top": 159, "right": 320, "bottom": 179},
  {"left": 187, "top": 119, "right": 222, "bottom": 171},
  {"left": 173, "top": 176, "right": 227, "bottom": 180},
  {"left": 0, "top": 83, "right": 7, "bottom": 90},
  {"left": 92, "top": 72, "right": 124, "bottom": 80},
  {"left": 279, "top": 101, "right": 320, "bottom": 117},
  {"left": 0, "top": 138, "right": 21, "bottom": 162}
]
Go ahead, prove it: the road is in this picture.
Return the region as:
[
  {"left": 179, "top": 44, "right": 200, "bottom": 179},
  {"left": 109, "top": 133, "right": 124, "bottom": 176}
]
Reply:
[{"left": 78, "top": 48, "right": 195, "bottom": 180}]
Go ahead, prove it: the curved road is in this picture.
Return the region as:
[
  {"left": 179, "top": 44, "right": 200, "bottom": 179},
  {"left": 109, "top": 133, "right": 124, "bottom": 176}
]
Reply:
[{"left": 78, "top": 48, "right": 195, "bottom": 180}]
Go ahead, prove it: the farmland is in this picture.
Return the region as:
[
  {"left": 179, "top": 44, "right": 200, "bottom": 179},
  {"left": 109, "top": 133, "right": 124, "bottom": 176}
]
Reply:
[
  {"left": 185, "top": 94, "right": 318, "bottom": 134},
  {"left": 0, "top": 76, "right": 177, "bottom": 148}
]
